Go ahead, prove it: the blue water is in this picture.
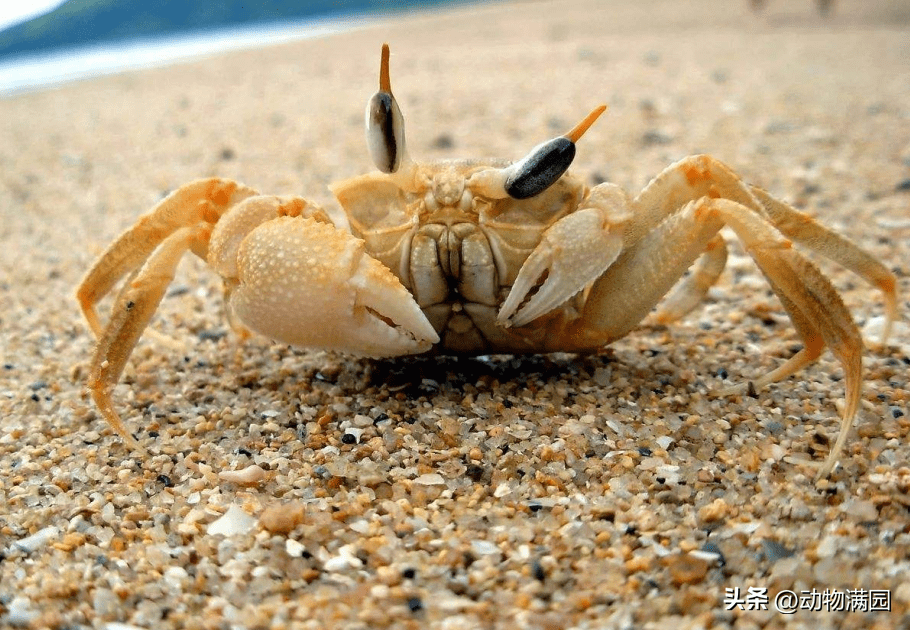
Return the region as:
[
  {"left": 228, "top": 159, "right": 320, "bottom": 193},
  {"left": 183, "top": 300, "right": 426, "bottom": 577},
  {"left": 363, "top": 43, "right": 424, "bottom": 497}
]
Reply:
[{"left": 0, "top": 14, "right": 373, "bottom": 98}]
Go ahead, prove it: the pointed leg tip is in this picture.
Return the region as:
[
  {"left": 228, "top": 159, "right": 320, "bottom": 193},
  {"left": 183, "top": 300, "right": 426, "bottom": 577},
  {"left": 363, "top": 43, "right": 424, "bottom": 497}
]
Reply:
[
  {"left": 123, "top": 435, "right": 149, "bottom": 456},
  {"left": 813, "top": 460, "right": 836, "bottom": 482},
  {"left": 714, "top": 380, "right": 759, "bottom": 398},
  {"left": 90, "top": 386, "right": 147, "bottom": 453}
]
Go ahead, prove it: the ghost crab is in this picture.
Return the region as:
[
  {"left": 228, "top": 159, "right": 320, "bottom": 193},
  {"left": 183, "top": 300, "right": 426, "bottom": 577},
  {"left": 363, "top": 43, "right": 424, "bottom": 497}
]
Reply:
[{"left": 78, "top": 44, "right": 896, "bottom": 478}]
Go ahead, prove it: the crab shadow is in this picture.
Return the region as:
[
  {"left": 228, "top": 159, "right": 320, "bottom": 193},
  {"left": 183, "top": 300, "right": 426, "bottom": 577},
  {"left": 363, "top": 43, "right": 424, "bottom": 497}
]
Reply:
[{"left": 361, "top": 352, "right": 614, "bottom": 399}]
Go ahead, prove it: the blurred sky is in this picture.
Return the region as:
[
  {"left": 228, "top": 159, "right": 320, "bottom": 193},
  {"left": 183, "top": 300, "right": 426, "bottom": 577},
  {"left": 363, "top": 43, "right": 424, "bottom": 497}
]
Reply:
[{"left": 0, "top": 0, "right": 64, "bottom": 31}]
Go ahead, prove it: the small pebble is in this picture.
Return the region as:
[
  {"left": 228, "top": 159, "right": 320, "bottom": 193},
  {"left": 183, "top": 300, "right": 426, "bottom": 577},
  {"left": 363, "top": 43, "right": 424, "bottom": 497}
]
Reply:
[
  {"left": 841, "top": 498, "right": 878, "bottom": 521},
  {"left": 699, "top": 542, "right": 726, "bottom": 567},
  {"left": 285, "top": 538, "right": 307, "bottom": 557},
  {"left": 664, "top": 553, "right": 709, "bottom": 585},
  {"left": 761, "top": 539, "right": 795, "bottom": 562},
  {"left": 163, "top": 566, "right": 190, "bottom": 588},
  {"left": 471, "top": 540, "right": 499, "bottom": 556},
  {"left": 655, "top": 435, "right": 674, "bottom": 450},
  {"left": 407, "top": 597, "right": 423, "bottom": 612},
  {"left": 260, "top": 502, "right": 307, "bottom": 534},
  {"left": 697, "top": 498, "right": 729, "bottom": 524}
]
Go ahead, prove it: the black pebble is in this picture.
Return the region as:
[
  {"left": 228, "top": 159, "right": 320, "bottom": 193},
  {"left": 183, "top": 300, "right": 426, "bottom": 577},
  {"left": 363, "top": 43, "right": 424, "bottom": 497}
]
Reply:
[
  {"left": 407, "top": 597, "right": 423, "bottom": 612},
  {"left": 157, "top": 474, "right": 174, "bottom": 487}
]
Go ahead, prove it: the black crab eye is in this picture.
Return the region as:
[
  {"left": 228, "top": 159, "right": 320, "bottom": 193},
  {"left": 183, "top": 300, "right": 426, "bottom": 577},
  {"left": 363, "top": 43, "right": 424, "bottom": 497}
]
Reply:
[
  {"left": 366, "top": 44, "right": 406, "bottom": 174},
  {"left": 504, "top": 105, "right": 606, "bottom": 200},
  {"left": 504, "top": 137, "right": 576, "bottom": 200}
]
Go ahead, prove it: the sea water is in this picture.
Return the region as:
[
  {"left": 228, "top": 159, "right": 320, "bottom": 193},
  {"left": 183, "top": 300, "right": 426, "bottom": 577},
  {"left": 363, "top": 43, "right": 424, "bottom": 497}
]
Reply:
[{"left": 0, "top": 14, "right": 373, "bottom": 98}]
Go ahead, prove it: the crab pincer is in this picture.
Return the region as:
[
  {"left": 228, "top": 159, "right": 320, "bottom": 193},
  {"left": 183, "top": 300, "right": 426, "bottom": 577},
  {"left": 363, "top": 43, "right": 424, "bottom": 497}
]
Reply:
[{"left": 228, "top": 215, "right": 439, "bottom": 356}]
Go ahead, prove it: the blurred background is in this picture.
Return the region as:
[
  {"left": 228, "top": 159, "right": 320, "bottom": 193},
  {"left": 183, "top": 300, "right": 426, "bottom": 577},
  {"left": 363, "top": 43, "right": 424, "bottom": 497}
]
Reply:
[
  {"left": 0, "top": 0, "right": 488, "bottom": 96},
  {"left": 1, "top": 0, "right": 908, "bottom": 97}
]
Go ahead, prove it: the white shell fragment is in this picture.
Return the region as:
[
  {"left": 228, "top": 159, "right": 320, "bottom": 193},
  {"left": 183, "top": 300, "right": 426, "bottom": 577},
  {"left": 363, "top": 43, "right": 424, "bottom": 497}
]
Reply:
[
  {"left": 285, "top": 538, "right": 307, "bottom": 557},
  {"left": 4, "top": 597, "right": 40, "bottom": 626},
  {"left": 207, "top": 505, "right": 258, "bottom": 537},
  {"left": 414, "top": 473, "right": 445, "bottom": 486},
  {"left": 471, "top": 540, "right": 501, "bottom": 557},
  {"left": 12, "top": 526, "right": 59, "bottom": 554},
  {"left": 322, "top": 543, "right": 364, "bottom": 572},
  {"left": 218, "top": 464, "right": 268, "bottom": 485}
]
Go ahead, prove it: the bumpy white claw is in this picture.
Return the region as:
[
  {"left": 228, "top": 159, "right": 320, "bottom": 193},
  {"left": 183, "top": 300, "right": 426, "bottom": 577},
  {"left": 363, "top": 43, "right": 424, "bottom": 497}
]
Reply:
[{"left": 231, "top": 217, "right": 438, "bottom": 357}]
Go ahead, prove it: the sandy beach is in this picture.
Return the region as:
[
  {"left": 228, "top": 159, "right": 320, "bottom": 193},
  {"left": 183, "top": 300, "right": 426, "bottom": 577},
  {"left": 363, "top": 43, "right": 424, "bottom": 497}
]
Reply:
[{"left": 1, "top": 0, "right": 908, "bottom": 627}]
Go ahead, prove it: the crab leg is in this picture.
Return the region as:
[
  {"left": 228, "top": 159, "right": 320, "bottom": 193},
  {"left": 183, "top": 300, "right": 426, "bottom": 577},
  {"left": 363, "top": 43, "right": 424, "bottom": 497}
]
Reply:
[
  {"left": 77, "top": 178, "right": 258, "bottom": 337},
  {"left": 748, "top": 185, "right": 897, "bottom": 344},
  {"left": 566, "top": 196, "right": 862, "bottom": 477},
  {"left": 704, "top": 199, "right": 862, "bottom": 478},
  {"left": 720, "top": 278, "right": 826, "bottom": 395},
  {"left": 563, "top": 199, "right": 727, "bottom": 348},
  {"left": 629, "top": 155, "right": 896, "bottom": 342},
  {"left": 652, "top": 234, "right": 728, "bottom": 324},
  {"left": 87, "top": 224, "right": 212, "bottom": 448}
]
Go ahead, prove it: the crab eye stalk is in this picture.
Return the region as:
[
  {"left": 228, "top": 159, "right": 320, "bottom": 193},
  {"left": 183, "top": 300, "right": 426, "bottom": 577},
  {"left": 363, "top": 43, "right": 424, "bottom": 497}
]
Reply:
[
  {"left": 504, "top": 105, "right": 607, "bottom": 199},
  {"left": 366, "top": 44, "right": 407, "bottom": 174}
]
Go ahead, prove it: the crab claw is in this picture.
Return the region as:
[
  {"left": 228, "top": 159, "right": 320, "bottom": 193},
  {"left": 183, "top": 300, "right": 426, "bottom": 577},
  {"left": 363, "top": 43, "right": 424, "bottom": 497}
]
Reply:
[
  {"left": 498, "top": 186, "right": 630, "bottom": 327},
  {"left": 230, "top": 216, "right": 438, "bottom": 356}
]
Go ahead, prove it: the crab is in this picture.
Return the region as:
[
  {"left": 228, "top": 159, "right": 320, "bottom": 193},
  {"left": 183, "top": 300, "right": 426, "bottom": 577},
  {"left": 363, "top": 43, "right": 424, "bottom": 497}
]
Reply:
[{"left": 78, "top": 44, "right": 896, "bottom": 478}]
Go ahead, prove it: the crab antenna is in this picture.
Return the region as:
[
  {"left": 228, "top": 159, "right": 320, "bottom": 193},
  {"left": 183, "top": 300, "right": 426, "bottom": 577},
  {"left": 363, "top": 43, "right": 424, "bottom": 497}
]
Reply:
[
  {"left": 379, "top": 43, "right": 392, "bottom": 92},
  {"left": 564, "top": 105, "right": 607, "bottom": 143}
]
